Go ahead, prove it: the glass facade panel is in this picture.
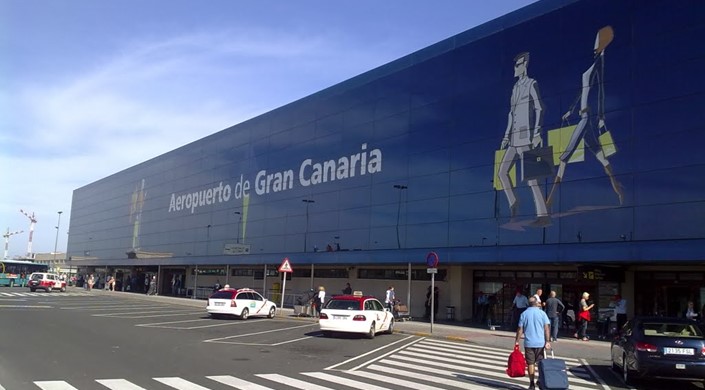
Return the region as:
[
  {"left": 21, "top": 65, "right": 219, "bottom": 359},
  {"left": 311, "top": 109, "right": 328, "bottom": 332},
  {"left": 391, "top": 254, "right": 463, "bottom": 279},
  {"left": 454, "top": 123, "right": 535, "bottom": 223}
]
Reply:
[{"left": 66, "top": 0, "right": 705, "bottom": 268}]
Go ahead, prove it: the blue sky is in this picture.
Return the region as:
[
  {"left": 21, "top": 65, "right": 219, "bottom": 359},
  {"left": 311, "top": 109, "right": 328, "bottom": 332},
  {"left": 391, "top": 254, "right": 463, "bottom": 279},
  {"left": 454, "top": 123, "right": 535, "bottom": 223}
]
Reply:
[{"left": 1, "top": 0, "right": 537, "bottom": 258}]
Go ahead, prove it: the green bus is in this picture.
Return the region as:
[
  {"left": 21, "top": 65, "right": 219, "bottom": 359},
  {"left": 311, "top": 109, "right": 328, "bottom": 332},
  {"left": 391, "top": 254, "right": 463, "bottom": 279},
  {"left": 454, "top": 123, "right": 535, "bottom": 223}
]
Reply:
[{"left": 0, "top": 259, "right": 48, "bottom": 287}]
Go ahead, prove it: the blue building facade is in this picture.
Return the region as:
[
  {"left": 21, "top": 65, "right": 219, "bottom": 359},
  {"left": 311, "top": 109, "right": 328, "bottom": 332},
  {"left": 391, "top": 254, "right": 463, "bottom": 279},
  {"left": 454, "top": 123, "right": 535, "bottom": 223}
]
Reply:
[{"left": 67, "top": 0, "right": 705, "bottom": 322}]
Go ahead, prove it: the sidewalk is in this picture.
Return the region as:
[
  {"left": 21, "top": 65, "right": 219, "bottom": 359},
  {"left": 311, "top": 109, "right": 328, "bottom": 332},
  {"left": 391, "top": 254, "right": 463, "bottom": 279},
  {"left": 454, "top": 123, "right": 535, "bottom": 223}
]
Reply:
[{"left": 95, "top": 288, "right": 611, "bottom": 363}]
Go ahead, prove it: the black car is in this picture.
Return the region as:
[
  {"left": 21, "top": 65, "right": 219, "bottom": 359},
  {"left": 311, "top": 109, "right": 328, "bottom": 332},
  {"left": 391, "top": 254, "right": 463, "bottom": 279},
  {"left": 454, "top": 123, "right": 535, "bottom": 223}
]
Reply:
[{"left": 611, "top": 316, "right": 705, "bottom": 385}]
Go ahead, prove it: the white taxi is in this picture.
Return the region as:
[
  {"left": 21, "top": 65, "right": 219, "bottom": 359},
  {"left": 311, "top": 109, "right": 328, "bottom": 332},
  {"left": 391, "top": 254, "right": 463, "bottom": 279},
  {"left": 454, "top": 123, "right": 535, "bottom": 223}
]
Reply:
[
  {"left": 206, "top": 287, "right": 276, "bottom": 320},
  {"left": 27, "top": 272, "right": 67, "bottom": 292},
  {"left": 319, "top": 293, "right": 394, "bottom": 338}
]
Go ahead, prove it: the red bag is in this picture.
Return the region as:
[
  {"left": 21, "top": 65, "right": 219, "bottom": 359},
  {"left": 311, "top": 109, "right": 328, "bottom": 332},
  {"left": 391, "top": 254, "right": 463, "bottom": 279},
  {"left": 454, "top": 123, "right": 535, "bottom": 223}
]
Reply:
[
  {"left": 578, "top": 309, "right": 591, "bottom": 321},
  {"left": 506, "top": 344, "right": 527, "bottom": 377}
]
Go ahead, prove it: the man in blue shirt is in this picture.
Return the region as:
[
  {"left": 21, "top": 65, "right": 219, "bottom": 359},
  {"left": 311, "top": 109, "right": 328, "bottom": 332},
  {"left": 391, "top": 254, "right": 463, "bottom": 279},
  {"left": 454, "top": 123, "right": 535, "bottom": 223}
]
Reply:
[{"left": 515, "top": 297, "right": 551, "bottom": 390}]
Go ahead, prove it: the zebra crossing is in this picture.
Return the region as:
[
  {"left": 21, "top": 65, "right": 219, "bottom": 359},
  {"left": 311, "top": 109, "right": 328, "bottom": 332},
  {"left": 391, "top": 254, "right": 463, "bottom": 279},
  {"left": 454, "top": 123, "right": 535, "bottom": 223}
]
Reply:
[
  {"left": 15, "top": 338, "right": 604, "bottom": 390},
  {"left": 0, "top": 291, "right": 92, "bottom": 297}
]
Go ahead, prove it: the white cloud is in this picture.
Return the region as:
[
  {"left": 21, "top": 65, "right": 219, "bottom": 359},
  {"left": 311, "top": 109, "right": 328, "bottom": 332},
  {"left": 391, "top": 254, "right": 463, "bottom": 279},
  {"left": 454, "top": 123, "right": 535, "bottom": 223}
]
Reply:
[{"left": 1, "top": 27, "right": 391, "bottom": 256}]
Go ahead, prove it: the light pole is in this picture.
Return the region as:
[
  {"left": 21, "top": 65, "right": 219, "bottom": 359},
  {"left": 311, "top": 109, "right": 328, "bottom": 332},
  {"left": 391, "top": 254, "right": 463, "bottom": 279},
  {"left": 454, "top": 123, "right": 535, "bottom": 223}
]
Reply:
[
  {"left": 53, "top": 211, "right": 63, "bottom": 268},
  {"left": 234, "top": 211, "right": 242, "bottom": 243},
  {"left": 393, "top": 185, "right": 407, "bottom": 249},
  {"left": 302, "top": 199, "right": 315, "bottom": 252}
]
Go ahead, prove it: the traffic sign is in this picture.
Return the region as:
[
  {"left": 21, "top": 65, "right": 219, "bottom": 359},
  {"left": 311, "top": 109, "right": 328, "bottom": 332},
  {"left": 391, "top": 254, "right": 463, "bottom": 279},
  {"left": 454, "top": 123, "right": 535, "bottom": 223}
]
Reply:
[
  {"left": 278, "top": 257, "right": 293, "bottom": 273},
  {"left": 427, "top": 268, "right": 438, "bottom": 274},
  {"left": 426, "top": 251, "right": 439, "bottom": 268}
]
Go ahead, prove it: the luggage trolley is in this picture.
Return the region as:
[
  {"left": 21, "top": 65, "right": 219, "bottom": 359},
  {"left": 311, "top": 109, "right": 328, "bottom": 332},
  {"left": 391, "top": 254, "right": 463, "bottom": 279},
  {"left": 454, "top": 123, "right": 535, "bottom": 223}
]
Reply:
[
  {"left": 293, "top": 289, "right": 316, "bottom": 317},
  {"left": 394, "top": 301, "right": 411, "bottom": 321}
]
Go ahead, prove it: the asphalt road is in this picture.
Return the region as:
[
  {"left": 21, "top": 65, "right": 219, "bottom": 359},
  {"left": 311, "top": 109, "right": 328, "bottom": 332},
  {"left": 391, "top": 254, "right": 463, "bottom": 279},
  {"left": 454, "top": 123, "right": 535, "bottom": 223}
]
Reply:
[{"left": 0, "top": 287, "right": 701, "bottom": 390}]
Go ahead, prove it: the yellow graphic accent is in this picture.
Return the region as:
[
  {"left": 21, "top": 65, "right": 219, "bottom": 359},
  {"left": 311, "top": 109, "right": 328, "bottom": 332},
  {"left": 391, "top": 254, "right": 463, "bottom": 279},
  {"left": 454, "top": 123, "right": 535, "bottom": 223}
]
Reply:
[
  {"left": 599, "top": 130, "right": 618, "bottom": 157},
  {"left": 548, "top": 125, "right": 584, "bottom": 165},
  {"left": 493, "top": 149, "right": 516, "bottom": 191}
]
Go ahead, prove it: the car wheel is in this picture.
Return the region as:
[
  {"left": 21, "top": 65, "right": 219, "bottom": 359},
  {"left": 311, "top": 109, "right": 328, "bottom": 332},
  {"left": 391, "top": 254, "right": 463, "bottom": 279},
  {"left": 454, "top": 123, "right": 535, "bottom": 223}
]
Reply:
[
  {"left": 366, "top": 322, "right": 376, "bottom": 339},
  {"left": 268, "top": 306, "right": 276, "bottom": 318},
  {"left": 386, "top": 318, "right": 395, "bottom": 334},
  {"left": 46, "top": 286, "right": 52, "bottom": 293},
  {"left": 60, "top": 286, "right": 66, "bottom": 292},
  {"left": 240, "top": 308, "right": 249, "bottom": 320},
  {"left": 30, "top": 288, "right": 36, "bottom": 292}
]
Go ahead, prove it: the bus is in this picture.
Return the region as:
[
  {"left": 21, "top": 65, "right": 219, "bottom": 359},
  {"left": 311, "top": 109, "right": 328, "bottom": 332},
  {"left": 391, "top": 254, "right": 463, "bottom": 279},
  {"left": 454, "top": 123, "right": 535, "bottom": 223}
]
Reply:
[{"left": 0, "top": 259, "right": 49, "bottom": 287}]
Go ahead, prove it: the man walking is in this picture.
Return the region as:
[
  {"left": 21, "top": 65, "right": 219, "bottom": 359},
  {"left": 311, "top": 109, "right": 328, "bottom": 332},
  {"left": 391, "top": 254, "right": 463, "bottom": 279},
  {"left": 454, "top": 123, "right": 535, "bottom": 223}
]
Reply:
[
  {"left": 545, "top": 291, "right": 565, "bottom": 341},
  {"left": 515, "top": 297, "right": 551, "bottom": 390}
]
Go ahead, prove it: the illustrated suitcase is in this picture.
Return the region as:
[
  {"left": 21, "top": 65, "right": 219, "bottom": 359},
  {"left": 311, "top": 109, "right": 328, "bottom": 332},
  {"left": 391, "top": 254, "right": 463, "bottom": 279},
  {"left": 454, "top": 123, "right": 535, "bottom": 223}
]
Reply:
[{"left": 538, "top": 349, "right": 569, "bottom": 390}]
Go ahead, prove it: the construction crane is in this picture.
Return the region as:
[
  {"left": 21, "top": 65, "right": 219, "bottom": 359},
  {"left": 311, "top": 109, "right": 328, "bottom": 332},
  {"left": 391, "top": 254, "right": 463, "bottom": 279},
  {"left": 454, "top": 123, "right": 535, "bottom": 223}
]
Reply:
[
  {"left": 20, "top": 209, "right": 37, "bottom": 258},
  {"left": 3, "top": 228, "right": 24, "bottom": 259}
]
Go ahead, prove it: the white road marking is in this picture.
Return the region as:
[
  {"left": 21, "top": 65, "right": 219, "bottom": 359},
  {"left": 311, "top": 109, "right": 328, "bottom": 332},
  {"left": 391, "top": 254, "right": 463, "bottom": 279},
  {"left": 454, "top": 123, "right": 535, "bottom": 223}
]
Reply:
[
  {"left": 257, "top": 374, "right": 333, "bottom": 390},
  {"left": 302, "top": 372, "right": 391, "bottom": 390},
  {"left": 204, "top": 323, "right": 316, "bottom": 343},
  {"left": 325, "top": 335, "right": 419, "bottom": 371},
  {"left": 154, "top": 377, "right": 211, "bottom": 390},
  {"left": 34, "top": 381, "right": 80, "bottom": 390},
  {"left": 349, "top": 368, "right": 457, "bottom": 390},
  {"left": 96, "top": 378, "right": 148, "bottom": 389},
  {"left": 93, "top": 311, "right": 203, "bottom": 318},
  {"left": 207, "top": 375, "right": 273, "bottom": 389}
]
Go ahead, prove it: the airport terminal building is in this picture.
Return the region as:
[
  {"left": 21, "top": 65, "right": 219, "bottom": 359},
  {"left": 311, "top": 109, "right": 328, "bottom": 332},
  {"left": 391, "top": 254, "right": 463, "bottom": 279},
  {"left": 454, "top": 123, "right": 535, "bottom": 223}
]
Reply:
[{"left": 67, "top": 0, "right": 705, "bottom": 324}]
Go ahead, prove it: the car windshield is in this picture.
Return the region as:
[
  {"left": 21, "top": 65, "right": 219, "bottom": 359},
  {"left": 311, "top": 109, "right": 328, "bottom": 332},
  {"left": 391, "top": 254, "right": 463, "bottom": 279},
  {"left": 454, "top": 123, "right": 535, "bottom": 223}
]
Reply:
[
  {"left": 642, "top": 322, "right": 704, "bottom": 338},
  {"left": 326, "top": 299, "right": 361, "bottom": 311},
  {"left": 210, "top": 291, "right": 235, "bottom": 299},
  {"left": 30, "top": 274, "right": 43, "bottom": 280}
]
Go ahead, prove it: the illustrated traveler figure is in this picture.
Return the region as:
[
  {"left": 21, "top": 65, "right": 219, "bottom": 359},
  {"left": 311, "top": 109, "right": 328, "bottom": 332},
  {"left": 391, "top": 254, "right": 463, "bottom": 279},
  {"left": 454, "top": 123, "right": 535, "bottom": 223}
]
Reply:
[
  {"left": 342, "top": 283, "right": 352, "bottom": 295},
  {"left": 498, "top": 51, "right": 550, "bottom": 227},
  {"left": 515, "top": 297, "right": 551, "bottom": 390},
  {"left": 547, "top": 26, "right": 624, "bottom": 207},
  {"left": 545, "top": 291, "right": 565, "bottom": 341},
  {"left": 575, "top": 292, "right": 594, "bottom": 341}
]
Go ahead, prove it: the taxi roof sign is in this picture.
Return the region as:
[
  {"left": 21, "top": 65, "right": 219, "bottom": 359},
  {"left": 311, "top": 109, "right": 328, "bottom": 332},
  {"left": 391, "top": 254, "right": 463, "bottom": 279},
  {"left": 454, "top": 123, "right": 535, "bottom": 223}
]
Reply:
[{"left": 278, "top": 257, "right": 293, "bottom": 273}]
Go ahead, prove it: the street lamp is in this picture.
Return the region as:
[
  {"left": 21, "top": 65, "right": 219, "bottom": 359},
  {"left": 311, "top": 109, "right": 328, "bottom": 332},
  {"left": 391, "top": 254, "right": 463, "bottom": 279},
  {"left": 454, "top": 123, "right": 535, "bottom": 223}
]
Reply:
[
  {"left": 393, "top": 185, "right": 408, "bottom": 249},
  {"left": 302, "top": 199, "right": 315, "bottom": 252},
  {"left": 234, "top": 211, "right": 242, "bottom": 243},
  {"left": 53, "top": 211, "right": 63, "bottom": 266}
]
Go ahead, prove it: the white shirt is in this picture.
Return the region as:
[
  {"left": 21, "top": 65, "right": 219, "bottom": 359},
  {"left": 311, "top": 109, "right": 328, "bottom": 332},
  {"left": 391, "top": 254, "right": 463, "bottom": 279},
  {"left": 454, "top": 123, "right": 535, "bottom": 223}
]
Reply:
[{"left": 386, "top": 289, "right": 395, "bottom": 304}]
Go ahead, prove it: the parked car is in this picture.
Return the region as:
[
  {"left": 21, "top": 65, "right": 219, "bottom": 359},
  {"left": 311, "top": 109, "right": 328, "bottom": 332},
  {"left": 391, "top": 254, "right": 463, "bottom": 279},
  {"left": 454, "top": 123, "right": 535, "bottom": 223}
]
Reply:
[
  {"left": 611, "top": 316, "right": 705, "bottom": 385},
  {"left": 319, "top": 293, "right": 394, "bottom": 339},
  {"left": 206, "top": 287, "right": 276, "bottom": 320},
  {"left": 27, "top": 272, "right": 67, "bottom": 292}
]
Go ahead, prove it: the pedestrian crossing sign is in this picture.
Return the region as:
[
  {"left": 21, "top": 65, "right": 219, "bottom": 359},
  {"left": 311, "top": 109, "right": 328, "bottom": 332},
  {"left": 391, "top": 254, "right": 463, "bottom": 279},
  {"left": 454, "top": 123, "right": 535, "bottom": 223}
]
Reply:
[{"left": 278, "top": 257, "right": 293, "bottom": 273}]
